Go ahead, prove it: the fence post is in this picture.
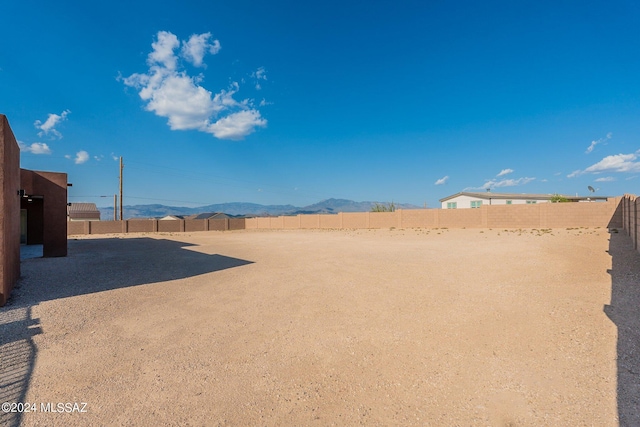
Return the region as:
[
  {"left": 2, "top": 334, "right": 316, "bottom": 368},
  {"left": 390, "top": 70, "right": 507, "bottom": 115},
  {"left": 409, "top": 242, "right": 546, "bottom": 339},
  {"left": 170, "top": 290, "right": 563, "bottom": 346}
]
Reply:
[
  {"left": 629, "top": 198, "right": 632, "bottom": 236},
  {"left": 633, "top": 199, "right": 638, "bottom": 249},
  {"left": 481, "top": 205, "right": 488, "bottom": 227}
]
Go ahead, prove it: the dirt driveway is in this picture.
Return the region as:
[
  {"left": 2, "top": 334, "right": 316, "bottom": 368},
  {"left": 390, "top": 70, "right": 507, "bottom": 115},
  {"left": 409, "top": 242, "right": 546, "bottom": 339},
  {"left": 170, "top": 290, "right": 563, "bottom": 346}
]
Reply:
[{"left": 2, "top": 227, "right": 638, "bottom": 426}]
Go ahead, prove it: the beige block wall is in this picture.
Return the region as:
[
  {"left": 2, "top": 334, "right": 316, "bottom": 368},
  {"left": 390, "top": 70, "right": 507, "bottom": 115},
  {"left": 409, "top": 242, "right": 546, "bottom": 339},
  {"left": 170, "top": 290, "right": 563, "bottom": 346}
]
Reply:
[
  {"left": 342, "top": 212, "right": 368, "bottom": 228},
  {"left": 438, "top": 208, "right": 484, "bottom": 228},
  {"left": 91, "top": 221, "right": 127, "bottom": 234},
  {"left": 320, "top": 214, "right": 341, "bottom": 229},
  {"left": 67, "top": 198, "right": 623, "bottom": 236},
  {"left": 300, "top": 214, "right": 320, "bottom": 229},
  {"left": 158, "top": 221, "right": 181, "bottom": 233},
  {"left": 185, "top": 219, "right": 207, "bottom": 232},
  {"left": 283, "top": 216, "right": 300, "bottom": 229}
]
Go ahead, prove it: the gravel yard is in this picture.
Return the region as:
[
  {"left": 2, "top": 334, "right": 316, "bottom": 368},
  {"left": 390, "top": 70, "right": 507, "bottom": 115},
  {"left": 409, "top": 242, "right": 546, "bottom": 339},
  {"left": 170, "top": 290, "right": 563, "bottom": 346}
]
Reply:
[{"left": 1, "top": 227, "right": 638, "bottom": 426}]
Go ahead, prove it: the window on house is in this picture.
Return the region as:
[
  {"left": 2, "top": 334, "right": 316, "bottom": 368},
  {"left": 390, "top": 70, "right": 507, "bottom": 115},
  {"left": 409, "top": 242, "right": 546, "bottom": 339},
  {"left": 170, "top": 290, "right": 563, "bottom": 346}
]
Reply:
[
  {"left": 447, "top": 202, "right": 457, "bottom": 209},
  {"left": 506, "top": 200, "right": 512, "bottom": 205},
  {"left": 470, "top": 201, "right": 482, "bottom": 208},
  {"left": 526, "top": 200, "right": 537, "bottom": 204}
]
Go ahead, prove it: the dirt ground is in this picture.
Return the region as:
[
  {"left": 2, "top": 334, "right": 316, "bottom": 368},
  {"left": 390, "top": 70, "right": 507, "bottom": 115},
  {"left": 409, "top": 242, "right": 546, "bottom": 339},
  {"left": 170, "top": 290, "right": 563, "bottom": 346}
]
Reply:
[{"left": 1, "top": 227, "right": 638, "bottom": 426}]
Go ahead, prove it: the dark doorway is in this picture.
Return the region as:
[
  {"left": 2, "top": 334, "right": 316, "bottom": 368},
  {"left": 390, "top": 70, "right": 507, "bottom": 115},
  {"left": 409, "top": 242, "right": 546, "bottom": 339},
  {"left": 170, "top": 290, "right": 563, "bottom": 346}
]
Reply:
[{"left": 20, "top": 197, "right": 44, "bottom": 245}]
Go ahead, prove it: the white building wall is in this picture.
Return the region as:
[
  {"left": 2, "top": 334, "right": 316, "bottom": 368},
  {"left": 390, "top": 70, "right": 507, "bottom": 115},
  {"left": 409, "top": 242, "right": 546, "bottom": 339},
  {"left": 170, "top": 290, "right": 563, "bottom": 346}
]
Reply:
[{"left": 441, "top": 195, "right": 551, "bottom": 209}]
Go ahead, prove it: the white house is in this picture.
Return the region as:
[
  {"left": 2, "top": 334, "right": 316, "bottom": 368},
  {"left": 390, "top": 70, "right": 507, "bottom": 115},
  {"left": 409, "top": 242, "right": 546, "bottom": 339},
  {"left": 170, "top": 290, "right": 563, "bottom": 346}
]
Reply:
[{"left": 439, "top": 192, "right": 609, "bottom": 209}]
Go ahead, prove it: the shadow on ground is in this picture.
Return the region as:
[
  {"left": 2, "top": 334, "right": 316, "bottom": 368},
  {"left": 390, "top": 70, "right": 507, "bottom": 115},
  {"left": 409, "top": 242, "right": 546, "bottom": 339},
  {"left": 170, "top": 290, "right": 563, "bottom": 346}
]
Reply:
[
  {"left": 604, "top": 231, "right": 640, "bottom": 426},
  {"left": 0, "top": 237, "right": 253, "bottom": 427}
]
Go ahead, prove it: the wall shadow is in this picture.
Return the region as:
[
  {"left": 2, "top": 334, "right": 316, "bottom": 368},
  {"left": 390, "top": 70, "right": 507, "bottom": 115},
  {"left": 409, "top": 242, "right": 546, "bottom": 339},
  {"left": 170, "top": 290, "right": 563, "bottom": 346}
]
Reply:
[
  {"left": 11, "top": 237, "right": 254, "bottom": 304},
  {"left": 0, "top": 306, "right": 40, "bottom": 427},
  {"left": 604, "top": 231, "right": 640, "bottom": 426},
  {"left": 0, "top": 237, "right": 253, "bottom": 427}
]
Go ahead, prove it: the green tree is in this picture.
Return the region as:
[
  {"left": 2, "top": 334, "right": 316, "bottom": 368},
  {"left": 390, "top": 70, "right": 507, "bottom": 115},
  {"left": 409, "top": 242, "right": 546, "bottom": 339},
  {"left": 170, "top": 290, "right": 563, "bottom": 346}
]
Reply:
[
  {"left": 550, "top": 194, "right": 569, "bottom": 203},
  {"left": 371, "top": 202, "right": 396, "bottom": 212}
]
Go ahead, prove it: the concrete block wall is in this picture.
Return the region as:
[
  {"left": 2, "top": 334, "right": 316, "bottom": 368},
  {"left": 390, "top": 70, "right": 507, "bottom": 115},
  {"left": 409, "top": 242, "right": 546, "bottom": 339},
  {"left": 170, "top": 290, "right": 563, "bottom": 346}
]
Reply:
[
  {"left": 68, "top": 199, "right": 621, "bottom": 237},
  {"left": 621, "top": 195, "right": 639, "bottom": 250},
  {"left": 68, "top": 218, "right": 246, "bottom": 236},
  {"left": 243, "top": 198, "right": 622, "bottom": 231}
]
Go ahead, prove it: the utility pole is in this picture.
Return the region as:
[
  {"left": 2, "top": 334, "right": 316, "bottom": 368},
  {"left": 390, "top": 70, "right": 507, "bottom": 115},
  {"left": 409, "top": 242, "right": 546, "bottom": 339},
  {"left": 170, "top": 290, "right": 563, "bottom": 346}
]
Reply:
[
  {"left": 119, "top": 157, "right": 124, "bottom": 221},
  {"left": 113, "top": 194, "right": 117, "bottom": 221}
]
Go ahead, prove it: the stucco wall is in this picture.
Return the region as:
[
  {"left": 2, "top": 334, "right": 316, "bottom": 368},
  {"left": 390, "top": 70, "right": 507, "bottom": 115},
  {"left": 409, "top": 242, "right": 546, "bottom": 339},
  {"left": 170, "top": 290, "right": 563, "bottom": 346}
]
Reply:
[
  {"left": 20, "top": 169, "right": 68, "bottom": 257},
  {"left": 0, "top": 115, "right": 21, "bottom": 306},
  {"left": 67, "top": 199, "right": 622, "bottom": 236}
]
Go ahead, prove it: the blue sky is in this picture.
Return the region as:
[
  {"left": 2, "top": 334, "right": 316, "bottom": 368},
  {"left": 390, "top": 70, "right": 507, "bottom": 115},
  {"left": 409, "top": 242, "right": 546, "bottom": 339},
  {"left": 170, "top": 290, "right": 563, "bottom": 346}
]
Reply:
[{"left": 2, "top": 0, "right": 640, "bottom": 208}]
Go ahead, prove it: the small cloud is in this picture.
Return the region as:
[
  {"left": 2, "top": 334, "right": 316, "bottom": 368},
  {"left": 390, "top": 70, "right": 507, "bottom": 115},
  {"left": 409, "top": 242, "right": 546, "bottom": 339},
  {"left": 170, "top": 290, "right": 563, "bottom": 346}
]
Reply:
[
  {"left": 65, "top": 154, "right": 71, "bottom": 159},
  {"left": 181, "top": 32, "right": 221, "bottom": 67},
  {"left": 74, "top": 150, "right": 89, "bottom": 164},
  {"left": 111, "top": 153, "right": 119, "bottom": 161},
  {"left": 585, "top": 132, "right": 612, "bottom": 154},
  {"left": 205, "top": 110, "right": 267, "bottom": 140},
  {"left": 18, "top": 141, "right": 52, "bottom": 155},
  {"left": 466, "top": 177, "right": 535, "bottom": 191},
  {"left": 541, "top": 179, "right": 548, "bottom": 182},
  {"left": 496, "top": 168, "right": 514, "bottom": 177},
  {"left": 434, "top": 176, "right": 449, "bottom": 185},
  {"left": 594, "top": 176, "right": 615, "bottom": 182},
  {"left": 251, "top": 67, "right": 267, "bottom": 90},
  {"left": 34, "top": 110, "right": 70, "bottom": 139},
  {"left": 94, "top": 154, "right": 104, "bottom": 161}
]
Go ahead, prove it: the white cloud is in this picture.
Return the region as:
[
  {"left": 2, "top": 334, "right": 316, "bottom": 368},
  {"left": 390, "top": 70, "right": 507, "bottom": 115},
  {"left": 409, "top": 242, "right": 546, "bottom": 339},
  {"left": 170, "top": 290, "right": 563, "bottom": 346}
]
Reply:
[
  {"left": 569, "top": 151, "right": 640, "bottom": 177},
  {"left": 251, "top": 67, "right": 267, "bottom": 90},
  {"left": 34, "top": 110, "right": 70, "bottom": 139},
  {"left": 181, "top": 33, "right": 221, "bottom": 67},
  {"left": 111, "top": 153, "right": 119, "bottom": 161},
  {"left": 496, "top": 168, "right": 513, "bottom": 177},
  {"left": 206, "top": 110, "right": 267, "bottom": 140},
  {"left": 463, "top": 177, "right": 535, "bottom": 191},
  {"left": 594, "top": 177, "right": 615, "bottom": 182},
  {"left": 434, "top": 176, "right": 449, "bottom": 185},
  {"left": 18, "top": 141, "right": 52, "bottom": 155},
  {"left": 585, "top": 132, "right": 612, "bottom": 154},
  {"left": 74, "top": 150, "right": 89, "bottom": 164},
  {"left": 65, "top": 154, "right": 71, "bottom": 159},
  {"left": 485, "top": 177, "right": 535, "bottom": 188},
  {"left": 123, "top": 31, "right": 266, "bottom": 140}
]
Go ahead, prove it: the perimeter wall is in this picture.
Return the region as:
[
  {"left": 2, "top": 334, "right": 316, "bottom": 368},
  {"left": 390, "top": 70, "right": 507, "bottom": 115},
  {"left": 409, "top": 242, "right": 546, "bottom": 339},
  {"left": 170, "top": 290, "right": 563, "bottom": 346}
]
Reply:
[
  {"left": 620, "top": 194, "right": 640, "bottom": 252},
  {"left": 68, "top": 198, "right": 623, "bottom": 236}
]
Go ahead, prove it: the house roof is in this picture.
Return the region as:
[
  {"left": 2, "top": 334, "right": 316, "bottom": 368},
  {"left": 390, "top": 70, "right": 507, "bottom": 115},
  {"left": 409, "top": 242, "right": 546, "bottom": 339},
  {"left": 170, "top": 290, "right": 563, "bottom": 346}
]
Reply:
[
  {"left": 67, "top": 202, "right": 100, "bottom": 213},
  {"left": 67, "top": 202, "right": 101, "bottom": 220},
  {"left": 439, "top": 192, "right": 611, "bottom": 203},
  {"left": 191, "top": 212, "right": 229, "bottom": 220}
]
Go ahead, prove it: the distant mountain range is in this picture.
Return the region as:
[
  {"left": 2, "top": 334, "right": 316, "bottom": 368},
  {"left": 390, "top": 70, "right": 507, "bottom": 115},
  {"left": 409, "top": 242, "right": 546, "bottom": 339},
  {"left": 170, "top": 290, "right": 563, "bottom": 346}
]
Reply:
[{"left": 98, "top": 198, "right": 421, "bottom": 220}]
